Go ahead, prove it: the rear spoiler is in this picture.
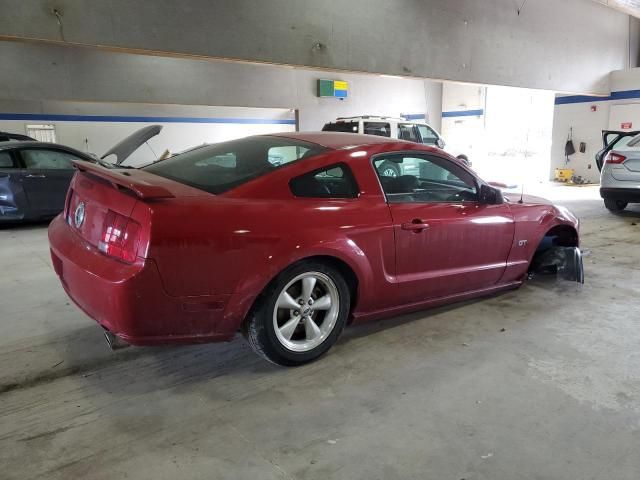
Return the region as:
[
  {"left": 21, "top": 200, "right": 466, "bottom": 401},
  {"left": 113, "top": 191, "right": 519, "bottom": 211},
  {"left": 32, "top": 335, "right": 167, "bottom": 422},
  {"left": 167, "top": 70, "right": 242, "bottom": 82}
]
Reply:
[{"left": 72, "top": 160, "right": 175, "bottom": 199}]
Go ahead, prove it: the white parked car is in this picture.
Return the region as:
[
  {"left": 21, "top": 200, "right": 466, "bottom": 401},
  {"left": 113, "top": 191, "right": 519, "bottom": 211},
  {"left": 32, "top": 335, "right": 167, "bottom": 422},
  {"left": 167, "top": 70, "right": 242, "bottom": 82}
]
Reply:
[{"left": 322, "top": 116, "right": 469, "bottom": 177}]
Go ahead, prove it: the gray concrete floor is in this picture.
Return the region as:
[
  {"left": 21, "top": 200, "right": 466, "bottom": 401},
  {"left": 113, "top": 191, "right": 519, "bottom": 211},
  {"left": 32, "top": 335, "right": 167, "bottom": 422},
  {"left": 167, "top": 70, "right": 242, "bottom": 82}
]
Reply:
[{"left": 1, "top": 185, "right": 639, "bottom": 480}]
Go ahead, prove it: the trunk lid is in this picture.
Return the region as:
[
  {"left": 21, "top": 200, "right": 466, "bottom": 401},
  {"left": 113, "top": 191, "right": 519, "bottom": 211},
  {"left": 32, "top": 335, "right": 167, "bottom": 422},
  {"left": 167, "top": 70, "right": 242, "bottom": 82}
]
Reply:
[
  {"left": 101, "top": 125, "right": 162, "bottom": 165},
  {"left": 66, "top": 160, "right": 208, "bottom": 257},
  {"left": 596, "top": 130, "right": 640, "bottom": 171},
  {"left": 67, "top": 171, "right": 140, "bottom": 251}
]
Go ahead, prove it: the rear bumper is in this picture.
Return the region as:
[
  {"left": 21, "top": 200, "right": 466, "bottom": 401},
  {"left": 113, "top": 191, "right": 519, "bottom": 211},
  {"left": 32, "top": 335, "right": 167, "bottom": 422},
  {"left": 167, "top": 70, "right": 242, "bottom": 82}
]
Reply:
[
  {"left": 600, "top": 187, "right": 640, "bottom": 202},
  {"left": 48, "top": 214, "right": 243, "bottom": 345}
]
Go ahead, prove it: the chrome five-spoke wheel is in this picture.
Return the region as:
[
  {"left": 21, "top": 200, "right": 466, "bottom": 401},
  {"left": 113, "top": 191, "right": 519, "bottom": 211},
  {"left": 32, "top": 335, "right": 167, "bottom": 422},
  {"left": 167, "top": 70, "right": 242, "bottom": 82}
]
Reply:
[
  {"left": 273, "top": 272, "right": 340, "bottom": 352},
  {"left": 243, "top": 261, "right": 350, "bottom": 366}
]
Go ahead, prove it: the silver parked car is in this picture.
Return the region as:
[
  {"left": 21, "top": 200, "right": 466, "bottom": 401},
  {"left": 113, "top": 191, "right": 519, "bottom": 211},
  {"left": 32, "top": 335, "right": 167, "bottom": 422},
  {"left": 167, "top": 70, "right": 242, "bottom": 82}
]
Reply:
[{"left": 597, "top": 130, "right": 640, "bottom": 212}]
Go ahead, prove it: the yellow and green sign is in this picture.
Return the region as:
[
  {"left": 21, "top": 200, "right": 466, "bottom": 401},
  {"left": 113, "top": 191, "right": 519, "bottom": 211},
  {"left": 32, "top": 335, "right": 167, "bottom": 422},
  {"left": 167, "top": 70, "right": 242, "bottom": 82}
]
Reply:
[{"left": 318, "top": 79, "right": 349, "bottom": 99}]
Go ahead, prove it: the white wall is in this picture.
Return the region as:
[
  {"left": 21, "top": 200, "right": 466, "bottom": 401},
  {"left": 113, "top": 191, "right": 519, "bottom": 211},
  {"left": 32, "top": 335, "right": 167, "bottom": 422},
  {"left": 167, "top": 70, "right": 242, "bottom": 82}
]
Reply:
[
  {"left": 550, "top": 67, "right": 640, "bottom": 183},
  {"left": 0, "top": 41, "right": 440, "bottom": 154},
  {"left": 0, "top": 102, "right": 296, "bottom": 166},
  {"left": 290, "top": 71, "right": 438, "bottom": 131}
]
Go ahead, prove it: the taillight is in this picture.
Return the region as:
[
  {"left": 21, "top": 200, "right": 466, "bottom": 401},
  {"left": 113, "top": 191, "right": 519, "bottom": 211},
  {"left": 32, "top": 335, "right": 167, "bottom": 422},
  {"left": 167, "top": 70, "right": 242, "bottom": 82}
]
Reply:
[
  {"left": 98, "top": 210, "right": 141, "bottom": 263},
  {"left": 605, "top": 152, "right": 626, "bottom": 164}
]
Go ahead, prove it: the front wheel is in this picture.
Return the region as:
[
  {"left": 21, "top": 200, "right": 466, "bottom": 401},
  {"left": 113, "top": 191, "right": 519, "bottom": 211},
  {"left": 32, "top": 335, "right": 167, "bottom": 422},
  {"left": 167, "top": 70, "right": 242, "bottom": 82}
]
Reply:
[
  {"left": 243, "top": 262, "right": 350, "bottom": 366},
  {"left": 604, "top": 199, "right": 627, "bottom": 211}
]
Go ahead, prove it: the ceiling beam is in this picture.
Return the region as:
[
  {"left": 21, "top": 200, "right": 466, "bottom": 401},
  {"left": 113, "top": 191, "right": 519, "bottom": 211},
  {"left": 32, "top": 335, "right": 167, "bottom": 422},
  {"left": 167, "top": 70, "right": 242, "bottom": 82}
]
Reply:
[{"left": 594, "top": 0, "right": 640, "bottom": 19}]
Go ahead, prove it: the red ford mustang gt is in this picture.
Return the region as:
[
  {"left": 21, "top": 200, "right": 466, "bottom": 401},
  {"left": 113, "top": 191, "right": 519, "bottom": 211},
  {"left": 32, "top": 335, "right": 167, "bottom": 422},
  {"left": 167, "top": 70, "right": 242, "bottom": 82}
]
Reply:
[{"left": 48, "top": 132, "right": 582, "bottom": 365}]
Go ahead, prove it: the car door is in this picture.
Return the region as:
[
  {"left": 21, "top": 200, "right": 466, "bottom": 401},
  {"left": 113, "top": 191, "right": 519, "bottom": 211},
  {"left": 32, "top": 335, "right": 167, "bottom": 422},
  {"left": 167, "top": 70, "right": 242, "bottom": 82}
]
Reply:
[
  {"left": 373, "top": 152, "right": 515, "bottom": 303},
  {"left": 18, "top": 147, "right": 80, "bottom": 217},
  {"left": 0, "top": 149, "right": 29, "bottom": 220},
  {"left": 596, "top": 130, "right": 640, "bottom": 171}
]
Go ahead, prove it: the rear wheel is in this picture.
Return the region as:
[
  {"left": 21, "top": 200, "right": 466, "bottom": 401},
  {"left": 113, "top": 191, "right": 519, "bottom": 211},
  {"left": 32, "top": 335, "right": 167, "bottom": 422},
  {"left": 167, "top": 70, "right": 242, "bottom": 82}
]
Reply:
[
  {"left": 243, "top": 262, "right": 350, "bottom": 366},
  {"left": 604, "top": 199, "right": 627, "bottom": 211}
]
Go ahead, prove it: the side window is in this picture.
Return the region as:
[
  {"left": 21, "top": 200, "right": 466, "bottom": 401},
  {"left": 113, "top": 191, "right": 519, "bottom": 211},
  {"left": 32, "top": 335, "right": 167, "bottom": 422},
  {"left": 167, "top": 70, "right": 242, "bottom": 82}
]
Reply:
[
  {"left": 398, "top": 124, "right": 419, "bottom": 142},
  {"left": 363, "top": 122, "right": 391, "bottom": 137},
  {"left": 290, "top": 163, "right": 359, "bottom": 199},
  {"left": 322, "top": 121, "right": 359, "bottom": 133},
  {"left": 416, "top": 125, "right": 439, "bottom": 145},
  {"left": 373, "top": 155, "right": 477, "bottom": 203},
  {"left": 0, "top": 151, "right": 16, "bottom": 168},
  {"left": 268, "top": 146, "right": 312, "bottom": 166},
  {"left": 21, "top": 149, "right": 79, "bottom": 170}
]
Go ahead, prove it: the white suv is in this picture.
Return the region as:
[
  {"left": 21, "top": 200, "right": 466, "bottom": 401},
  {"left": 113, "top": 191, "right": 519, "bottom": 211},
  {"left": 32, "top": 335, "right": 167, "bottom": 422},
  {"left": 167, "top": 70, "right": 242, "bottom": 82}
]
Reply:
[{"left": 322, "top": 116, "right": 469, "bottom": 176}]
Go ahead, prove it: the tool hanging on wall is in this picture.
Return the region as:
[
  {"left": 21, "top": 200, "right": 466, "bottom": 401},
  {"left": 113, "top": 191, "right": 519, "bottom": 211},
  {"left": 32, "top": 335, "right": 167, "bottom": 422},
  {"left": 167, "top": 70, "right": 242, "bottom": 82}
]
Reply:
[{"left": 564, "top": 127, "right": 576, "bottom": 165}]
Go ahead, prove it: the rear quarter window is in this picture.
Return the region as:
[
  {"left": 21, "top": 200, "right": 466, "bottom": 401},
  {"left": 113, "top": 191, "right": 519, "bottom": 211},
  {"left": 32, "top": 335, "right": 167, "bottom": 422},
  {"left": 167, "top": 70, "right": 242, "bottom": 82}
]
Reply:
[{"left": 290, "top": 163, "right": 359, "bottom": 198}]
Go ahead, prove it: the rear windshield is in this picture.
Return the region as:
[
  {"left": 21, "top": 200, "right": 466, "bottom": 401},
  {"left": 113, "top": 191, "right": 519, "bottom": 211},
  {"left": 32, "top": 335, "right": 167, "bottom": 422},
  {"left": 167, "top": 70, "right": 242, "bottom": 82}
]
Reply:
[
  {"left": 143, "top": 136, "right": 328, "bottom": 194},
  {"left": 611, "top": 135, "right": 640, "bottom": 152},
  {"left": 322, "top": 121, "right": 359, "bottom": 133}
]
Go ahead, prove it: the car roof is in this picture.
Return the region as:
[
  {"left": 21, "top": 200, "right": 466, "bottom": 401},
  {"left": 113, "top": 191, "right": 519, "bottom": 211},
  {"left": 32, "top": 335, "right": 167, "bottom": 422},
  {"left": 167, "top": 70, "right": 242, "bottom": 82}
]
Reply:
[
  {"left": 0, "top": 140, "right": 53, "bottom": 149},
  {"left": 336, "top": 115, "right": 405, "bottom": 121},
  {"left": 0, "top": 140, "right": 94, "bottom": 158},
  {"left": 266, "top": 131, "right": 411, "bottom": 149}
]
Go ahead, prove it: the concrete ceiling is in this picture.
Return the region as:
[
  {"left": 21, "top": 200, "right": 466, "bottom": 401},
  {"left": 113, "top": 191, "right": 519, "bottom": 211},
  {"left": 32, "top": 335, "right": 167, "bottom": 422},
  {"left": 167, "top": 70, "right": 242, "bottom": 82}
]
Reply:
[
  {"left": 0, "top": 0, "right": 634, "bottom": 94},
  {"left": 595, "top": 0, "right": 640, "bottom": 18}
]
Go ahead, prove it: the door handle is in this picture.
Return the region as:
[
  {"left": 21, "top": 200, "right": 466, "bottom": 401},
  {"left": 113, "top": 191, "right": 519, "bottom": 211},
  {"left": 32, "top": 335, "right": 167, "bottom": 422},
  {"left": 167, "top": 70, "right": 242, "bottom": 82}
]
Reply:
[
  {"left": 26, "top": 174, "right": 46, "bottom": 178},
  {"left": 401, "top": 219, "right": 429, "bottom": 232}
]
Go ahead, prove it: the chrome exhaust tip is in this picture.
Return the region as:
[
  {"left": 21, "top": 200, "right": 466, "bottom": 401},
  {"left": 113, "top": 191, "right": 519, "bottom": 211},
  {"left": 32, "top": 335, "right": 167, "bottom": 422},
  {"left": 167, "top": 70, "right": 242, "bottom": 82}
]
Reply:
[{"left": 103, "top": 329, "right": 130, "bottom": 350}]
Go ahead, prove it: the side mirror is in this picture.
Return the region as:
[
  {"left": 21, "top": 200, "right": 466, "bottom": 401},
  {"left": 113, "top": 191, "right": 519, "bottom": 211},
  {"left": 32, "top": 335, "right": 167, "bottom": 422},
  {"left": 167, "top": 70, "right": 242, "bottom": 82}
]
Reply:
[
  {"left": 479, "top": 184, "right": 504, "bottom": 205},
  {"left": 436, "top": 138, "right": 446, "bottom": 149}
]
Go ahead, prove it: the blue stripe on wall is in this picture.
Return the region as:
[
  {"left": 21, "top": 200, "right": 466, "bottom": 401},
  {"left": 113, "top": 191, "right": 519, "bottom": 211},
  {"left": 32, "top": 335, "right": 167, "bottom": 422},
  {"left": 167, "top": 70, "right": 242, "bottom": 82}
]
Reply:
[
  {"left": 554, "top": 89, "right": 640, "bottom": 105},
  {"left": 0, "top": 113, "right": 296, "bottom": 125},
  {"left": 402, "top": 113, "right": 426, "bottom": 120},
  {"left": 442, "top": 109, "right": 484, "bottom": 118}
]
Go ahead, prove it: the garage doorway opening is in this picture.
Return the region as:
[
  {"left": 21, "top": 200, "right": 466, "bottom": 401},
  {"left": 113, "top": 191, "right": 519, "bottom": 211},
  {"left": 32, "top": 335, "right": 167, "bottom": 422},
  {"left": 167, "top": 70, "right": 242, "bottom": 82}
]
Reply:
[
  {"left": 483, "top": 85, "right": 555, "bottom": 185},
  {"left": 442, "top": 84, "right": 555, "bottom": 187}
]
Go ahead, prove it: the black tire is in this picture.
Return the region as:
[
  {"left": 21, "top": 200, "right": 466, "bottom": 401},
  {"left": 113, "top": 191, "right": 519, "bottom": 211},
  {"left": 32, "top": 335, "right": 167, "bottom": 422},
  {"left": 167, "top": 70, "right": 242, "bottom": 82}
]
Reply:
[
  {"left": 604, "top": 199, "right": 627, "bottom": 212},
  {"left": 378, "top": 161, "right": 400, "bottom": 177},
  {"left": 243, "top": 261, "right": 350, "bottom": 366}
]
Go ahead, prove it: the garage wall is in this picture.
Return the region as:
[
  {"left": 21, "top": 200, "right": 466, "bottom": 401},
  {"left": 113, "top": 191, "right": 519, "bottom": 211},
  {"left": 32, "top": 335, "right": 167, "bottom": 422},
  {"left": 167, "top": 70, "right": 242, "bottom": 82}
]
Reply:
[
  {"left": 550, "top": 67, "right": 640, "bottom": 183},
  {"left": 0, "top": 0, "right": 634, "bottom": 94},
  {"left": 0, "top": 101, "right": 296, "bottom": 166},
  {"left": 0, "top": 40, "right": 440, "bottom": 136}
]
